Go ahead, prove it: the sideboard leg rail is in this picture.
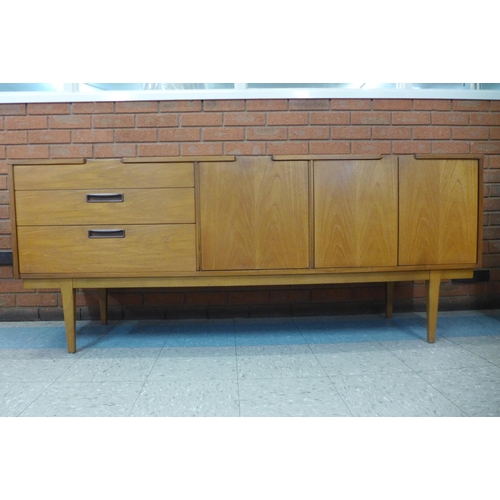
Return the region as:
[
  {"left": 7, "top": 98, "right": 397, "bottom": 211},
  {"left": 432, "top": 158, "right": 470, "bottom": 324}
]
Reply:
[
  {"left": 98, "top": 288, "right": 108, "bottom": 325},
  {"left": 426, "top": 271, "right": 442, "bottom": 343},
  {"left": 60, "top": 279, "right": 77, "bottom": 353}
]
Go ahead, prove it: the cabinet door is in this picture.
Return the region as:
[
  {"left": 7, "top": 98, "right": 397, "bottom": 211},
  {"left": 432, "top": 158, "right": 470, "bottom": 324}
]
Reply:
[
  {"left": 200, "top": 157, "right": 309, "bottom": 270},
  {"left": 399, "top": 156, "right": 479, "bottom": 266},
  {"left": 314, "top": 157, "right": 398, "bottom": 268}
]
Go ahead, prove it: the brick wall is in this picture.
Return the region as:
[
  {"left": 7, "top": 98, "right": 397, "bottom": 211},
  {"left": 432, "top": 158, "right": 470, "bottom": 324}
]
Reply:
[{"left": 1, "top": 98, "right": 499, "bottom": 321}]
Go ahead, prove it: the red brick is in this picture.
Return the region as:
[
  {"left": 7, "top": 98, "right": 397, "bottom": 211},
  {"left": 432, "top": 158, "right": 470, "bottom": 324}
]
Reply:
[
  {"left": 483, "top": 227, "right": 500, "bottom": 239},
  {"left": 115, "top": 129, "right": 157, "bottom": 142},
  {"left": 28, "top": 130, "right": 70, "bottom": 144},
  {"left": 0, "top": 235, "right": 11, "bottom": 248},
  {"left": 181, "top": 113, "right": 223, "bottom": 127},
  {"left": 0, "top": 220, "right": 11, "bottom": 233},
  {"left": 483, "top": 198, "right": 500, "bottom": 211},
  {"left": 413, "top": 126, "right": 451, "bottom": 140},
  {"left": 351, "top": 111, "right": 390, "bottom": 125},
  {"left": 144, "top": 292, "right": 185, "bottom": 306},
  {"left": 452, "top": 126, "right": 489, "bottom": 140},
  {"left": 439, "top": 283, "right": 470, "bottom": 296},
  {"left": 0, "top": 280, "right": 34, "bottom": 293},
  {"left": 72, "top": 130, "right": 114, "bottom": 143},
  {"left": 491, "top": 128, "right": 500, "bottom": 140},
  {"left": 93, "top": 115, "right": 135, "bottom": 128},
  {"left": 489, "top": 240, "right": 500, "bottom": 253},
  {"left": 392, "top": 141, "right": 431, "bottom": 155},
  {"left": 413, "top": 100, "right": 451, "bottom": 111},
  {"left": 73, "top": 102, "right": 115, "bottom": 114},
  {"left": 269, "top": 289, "right": 310, "bottom": 303},
  {"left": 94, "top": 144, "right": 137, "bottom": 157},
  {"left": 470, "top": 113, "right": 500, "bottom": 126},
  {"left": 0, "top": 267, "right": 13, "bottom": 279},
  {"left": 267, "top": 142, "right": 309, "bottom": 155},
  {"left": 489, "top": 157, "right": 500, "bottom": 169},
  {"left": 289, "top": 126, "right": 329, "bottom": 140},
  {"left": 7, "top": 145, "right": 49, "bottom": 159},
  {"left": 5, "top": 116, "right": 47, "bottom": 130},
  {"left": 224, "top": 112, "right": 266, "bottom": 126},
  {"left": 180, "top": 143, "right": 223, "bottom": 156},
  {"left": 28, "top": 103, "right": 70, "bottom": 115},
  {"left": 137, "top": 114, "right": 178, "bottom": 127},
  {"left": 159, "top": 128, "right": 200, "bottom": 142},
  {"left": 267, "top": 112, "right": 308, "bottom": 125},
  {"left": 0, "top": 190, "right": 9, "bottom": 203},
  {"left": 247, "top": 126, "right": 287, "bottom": 141},
  {"left": 0, "top": 131, "right": 27, "bottom": 144},
  {"left": 311, "top": 287, "right": 352, "bottom": 301},
  {"left": 137, "top": 144, "right": 180, "bottom": 156},
  {"left": 17, "top": 293, "right": 58, "bottom": 307},
  {"left": 471, "top": 142, "right": 500, "bottom": 154},
  {"left": 289, "top": 99, "right": 330, "bottom": 111},
  {"left": 185, "top": 291, "right": 227, "bottom": 305},
  {"left": 431, "top": 112, "right": 469, "bottom": 125},
  {"left": 331, "top": 99, "right": 371, "bottom": 110},
  {"left": 51, "top": 145, "right": 93, "bottom": 158},
  {"left": 484, "top": 170, "right": 500, "bottom": 183},
  {"left": 0, "top": 176, "right": 6, "bottom": 189},
  {"left": 116, "top": 101, "right": 158, "bottom": 113},
  {"left": 203, "top": 127, "right": 244, "bottom": 141},
  {"left": 331, "top": 126, "right": 371, "bottom": 139},
  {"left": 0, "top": 147, "right": 4, "bottom": 160},
  {"left": 392, "top": 112, "right": 430, "bottom": 125},
  {"left": 76, "top": 292, "right": 100, "bottom": 307},
  {"left": 351, "top": 142, "right": 391, "bottom": 154},
  {"left": 309, "top": 142, "right": 350, "bottom": 154},
  {"left": 373, "top": 99, "right": 412, "bottom": 111},
  {"left": 108, "top": 293, "right": 144, "bottom": 306},
  {"left": 246, "top": 100, "right": 288, "bottom": 111},
  {"left": 224, "top": 142, "right": 266, "bottom": 155},
  {"left": 452, "top": 100, "right": 490, "bottom": 111},
  {"left": 0, "top": 206, "right": 10, "bottom": 218},
  {"left": 203, "top": 100, "right": 245, "bottom": 111},
  {"left": 159, "top": 101, "right": 202, "bottom": 112},
  {"left": 228, "top": 290, "right": 270, "bottom": 304},
  {"left": 0, "top": 295, "right": 16, "bottom": 307},
  {"left": 310, "top": 111, "right": 350, "bottom": 125},
  {"left": 353, "top": 285, "right": 385, "bottom": 300},
  {"left": 432, "top": 142, "right": 470, "bottom": 154},
  {"left": 372, "top": 126, "right": 411, "bottom": 140},
  {"left": 0, "top": 104, "right": 26, "bottom": 115},
  {"left": 49, "top": 115, "right": 91, "bottom": 129}
]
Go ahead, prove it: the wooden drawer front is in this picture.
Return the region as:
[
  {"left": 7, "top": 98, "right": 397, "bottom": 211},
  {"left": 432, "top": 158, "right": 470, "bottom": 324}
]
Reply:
[
  {"left": 13, "top": 161, "right": 194, "bottom": 190},
  {"left": 17, "top": 225, "right": 196, "bottom": 274},
  {"left": 15, "top": 188, "right": 195, "bottom": 226}
]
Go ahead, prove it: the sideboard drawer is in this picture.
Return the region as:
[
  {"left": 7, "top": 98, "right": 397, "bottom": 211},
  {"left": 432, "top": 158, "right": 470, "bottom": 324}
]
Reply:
[
  {"left": 13, "top": 160, "right": 194, "bottom": 190},
  {"left": 15, "top": 188, "right": 195, "bottom": 225},
  {"left": 17, "top": 224, "right": 196, "bottom": 275}
]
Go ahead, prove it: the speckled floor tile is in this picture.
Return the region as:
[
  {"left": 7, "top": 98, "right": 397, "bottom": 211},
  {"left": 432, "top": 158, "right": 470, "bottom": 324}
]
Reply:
[
  {"left": 148, "top": 346, "right": 237, "bottom": 380},
  {"left": 129, "top": 379, "right": 239, "bottom": 417},
  {"left": 455, "top": 339, "right": 500, "bottom": 367},
  {"left": 0, "top": 349, "right": 81, "bottom": 381},
  {"left": 309, "top": 342, "right": 412, "bottom": 376},
  {"left": 19, "top": 381, "right": 144, "bottom": 417},
  {"left": 438, "top": 315, "right": 500, "bottom": 339},
  {"left": 57, "top": 348, "right": 161, "bottom": 382},
  {"left": 236, "top": 344, "right": 327, "bottom": 379},
  {"left": 235, "top": 320, "right": 305, "bottom": 346},
  {"left": 0, "top": 327, "right": 58, "bottom": 349},
  {"left": 419, "top": 365, "right": 500, "bottom": 417},
  {"left": 239, "top": 377, "right": 351, "bottom": 417},
  {"left": 331, "top": 372, "right": 466, "bottom": 417},
  {"left": 379, "top": 338, "right": 494, "bottom": 372},
  {"left": 165, "top": 320, "right": 235, "bottom": 347},
  {"left": 0, "top": 381, "right": 52, "bottom": 417},
  {"left": 294, "top": 320, "right": 376, "bottom": 344}
]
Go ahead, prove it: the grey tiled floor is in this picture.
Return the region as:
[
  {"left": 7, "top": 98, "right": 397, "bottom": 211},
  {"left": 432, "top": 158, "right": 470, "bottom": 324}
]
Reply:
[{"left": 1, "top": 310, "right": 499, "bottom": 417}]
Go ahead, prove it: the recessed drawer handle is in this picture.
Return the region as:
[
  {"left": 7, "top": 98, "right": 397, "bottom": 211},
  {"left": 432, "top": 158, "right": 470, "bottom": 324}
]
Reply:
[
  {"left": 88, "top": 229, "right": 125, "bottom": 239},
  {"left": 86, "top": 193, "right": 124, "bottom": 203}
]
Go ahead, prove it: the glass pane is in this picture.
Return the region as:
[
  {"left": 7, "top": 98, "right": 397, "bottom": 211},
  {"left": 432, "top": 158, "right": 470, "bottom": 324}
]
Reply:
[
  {"left": 412, "top": 83, "right": 470, "bottom": 89},
  {"left": 0, "top": 83, "right": 65, "bottom": 92},
  {"left": 82, "top": 83, "right": 234, "bottom": 91},
  {"left": 480, "top": 83, "right": 500, "bottom": 90}
]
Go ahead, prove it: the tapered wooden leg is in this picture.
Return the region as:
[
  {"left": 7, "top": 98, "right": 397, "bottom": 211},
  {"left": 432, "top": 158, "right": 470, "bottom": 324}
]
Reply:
[
  {"left": 98, "top": 288, "right": 108, "bottom": 325},
  {"left": 386, "top": 282, "right": 395, "bottom": 318},
  {"left": 60, "top": 279, "right": 77, "bottom": 353},
  {"left": 426, "top": 271, "right": 441, "bottom": 343}
]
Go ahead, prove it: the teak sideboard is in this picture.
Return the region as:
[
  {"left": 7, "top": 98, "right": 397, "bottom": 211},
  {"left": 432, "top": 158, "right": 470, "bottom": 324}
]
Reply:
[{"left": 8, "top": 154, "right": 483, "bottom": 353}]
